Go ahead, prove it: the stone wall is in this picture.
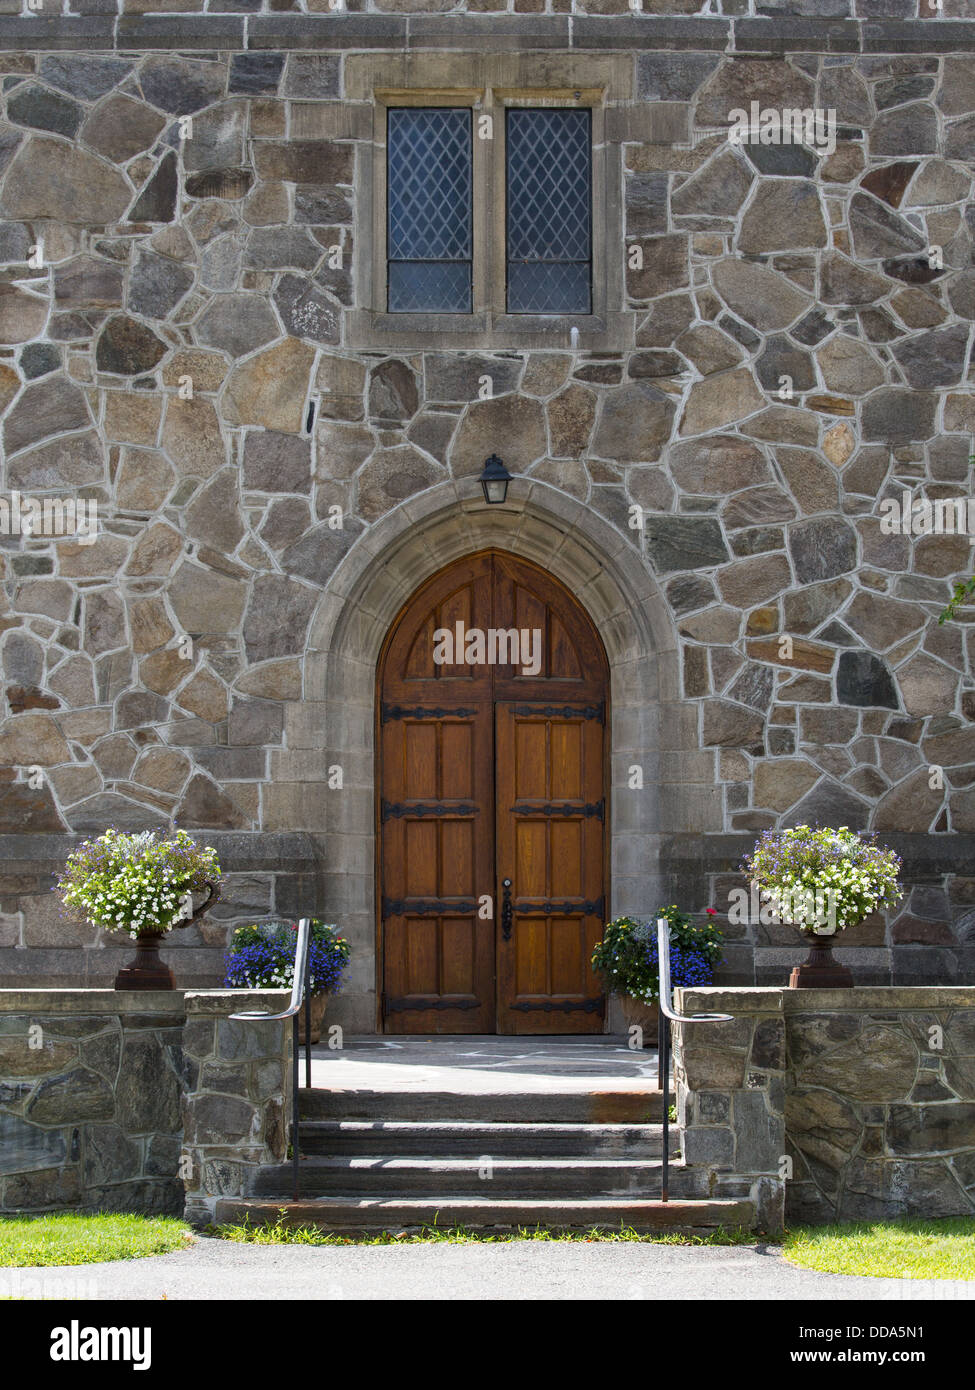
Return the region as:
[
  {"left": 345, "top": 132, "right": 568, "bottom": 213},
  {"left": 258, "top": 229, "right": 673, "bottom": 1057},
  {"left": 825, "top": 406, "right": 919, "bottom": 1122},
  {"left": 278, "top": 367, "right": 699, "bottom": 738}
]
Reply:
[
  {"left": 0, "top": 987, "right": 289, "bottom": 1218},
  {"left": 2, "top": 13, "right": 975, "bottom": 1015},
  {"left": 181, "top": 987, "right": 290, "bottom": 1225},
  {"left": 675, "top": 984, "right": 975, "bottom": 1230},
  {"left": 673, "top": 986, "right": 787, "bottom": 1231}
]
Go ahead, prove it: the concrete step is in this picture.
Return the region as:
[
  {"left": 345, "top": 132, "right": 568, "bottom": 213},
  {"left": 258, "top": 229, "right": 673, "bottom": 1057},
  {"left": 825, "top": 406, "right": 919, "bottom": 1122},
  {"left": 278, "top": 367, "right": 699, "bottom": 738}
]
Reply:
[
  {"left": 253, "top": 1155, "right": 704, "bottom": 1199},
  {"left": 298, "top": 1088, "right": 671, "bottom": 1124},
  {"left": 298, "top": 1120, "right": 671, "bottom": 1158},
  {"left": 216, "top": 1195, "right": 752, "bottom": 1235}
]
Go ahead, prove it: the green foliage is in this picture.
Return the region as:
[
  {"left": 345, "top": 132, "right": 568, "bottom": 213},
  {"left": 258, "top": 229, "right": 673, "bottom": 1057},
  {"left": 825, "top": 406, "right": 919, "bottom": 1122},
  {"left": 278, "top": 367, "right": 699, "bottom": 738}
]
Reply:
[
  {"left": 211, "top": 1214, "right": 760, "bottom": 1247},
  {"left": 934, "top": 450, "right": 973, "bottom": 625},
  {"left": 939, "top": 454, "right": 975, "bottom": 625},
  {"left": 0, "top": 1213, "right": 192, "bottom": 1266},
  {"left": 783, "top": 1216, "right": 975, "bottom": 1280},
  {"left": 590, "top": 906, "right": 723, "bottom": 1003},
  {"left": 941, "top": 574, "right": 975, "bottom": 626}
]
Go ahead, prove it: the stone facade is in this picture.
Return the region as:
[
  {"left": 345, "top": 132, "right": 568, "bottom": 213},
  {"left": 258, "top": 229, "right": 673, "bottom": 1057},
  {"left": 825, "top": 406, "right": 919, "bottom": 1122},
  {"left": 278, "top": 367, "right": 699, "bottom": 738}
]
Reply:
[
  {"left": 0, "top": 987, "right": 289, "bottom": 1218},
  {"left": 1, "top": 11, "right": 975, "bottom": 1023},
  {"left": 675, "top": 984, "right": 975, "bottom": 1230}
]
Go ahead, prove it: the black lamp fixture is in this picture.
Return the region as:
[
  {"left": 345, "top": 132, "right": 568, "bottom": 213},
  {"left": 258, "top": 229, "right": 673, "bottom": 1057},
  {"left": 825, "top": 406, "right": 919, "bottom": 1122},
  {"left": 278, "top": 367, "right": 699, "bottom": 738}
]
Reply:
[{"left": 479, "top": 453, "right": 512, "bottom": 505}]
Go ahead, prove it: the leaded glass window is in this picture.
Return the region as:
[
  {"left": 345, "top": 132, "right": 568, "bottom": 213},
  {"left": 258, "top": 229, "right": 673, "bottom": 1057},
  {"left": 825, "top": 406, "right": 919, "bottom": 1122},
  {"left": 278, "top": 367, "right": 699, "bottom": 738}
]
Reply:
[
  {"left": 387, "top": 108, "right": 473, "bottom": 313},
  {"left": 506, "top": 108, "right": 592, "bottom": 314}
]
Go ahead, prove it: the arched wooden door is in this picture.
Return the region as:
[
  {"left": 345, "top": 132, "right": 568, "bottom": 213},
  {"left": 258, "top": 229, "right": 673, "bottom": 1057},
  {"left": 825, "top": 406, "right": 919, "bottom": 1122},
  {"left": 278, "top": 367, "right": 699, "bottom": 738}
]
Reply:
[{"left": 377, "top": 550, "right": 609, "bottom": 1034}]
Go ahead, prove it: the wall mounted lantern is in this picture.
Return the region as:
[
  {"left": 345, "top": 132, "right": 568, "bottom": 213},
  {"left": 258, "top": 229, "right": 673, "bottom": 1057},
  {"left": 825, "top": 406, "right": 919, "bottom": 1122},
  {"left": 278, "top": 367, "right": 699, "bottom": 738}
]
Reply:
[{"left": 479, "top": 454, "right": 512, "bottom": 505}]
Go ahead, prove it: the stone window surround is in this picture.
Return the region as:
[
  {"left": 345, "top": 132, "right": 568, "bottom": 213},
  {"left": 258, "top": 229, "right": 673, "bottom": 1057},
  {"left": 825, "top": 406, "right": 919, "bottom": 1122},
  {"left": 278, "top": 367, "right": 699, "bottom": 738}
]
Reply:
[{"left": 347, "top": 53, "right": 631, "bottom": 352}]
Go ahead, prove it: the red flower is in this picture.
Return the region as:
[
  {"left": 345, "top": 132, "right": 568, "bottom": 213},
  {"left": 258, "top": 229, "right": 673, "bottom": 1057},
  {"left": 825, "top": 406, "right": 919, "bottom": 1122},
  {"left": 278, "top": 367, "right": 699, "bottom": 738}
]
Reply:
[{"left": 706, "top": 907, "right": 717, "bottom": 915}]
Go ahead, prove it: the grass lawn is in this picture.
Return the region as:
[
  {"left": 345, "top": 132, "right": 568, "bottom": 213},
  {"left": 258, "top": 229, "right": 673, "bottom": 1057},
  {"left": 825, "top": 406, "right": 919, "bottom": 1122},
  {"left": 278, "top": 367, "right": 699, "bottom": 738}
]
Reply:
[
  {"left": 212, "top": 1213, "right": 758, "bottom": 1246},
  {"left": 783, "top": 1217, "right": 975, "bottom": 1281},
  {"left": 0, "top": 1213, "right": 193, "bottom": 1267}
]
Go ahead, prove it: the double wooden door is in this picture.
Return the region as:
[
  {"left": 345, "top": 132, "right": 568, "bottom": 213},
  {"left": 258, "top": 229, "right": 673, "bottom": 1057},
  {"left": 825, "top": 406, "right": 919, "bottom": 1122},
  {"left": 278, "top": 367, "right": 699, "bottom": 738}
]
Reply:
[{"left": 377, "top": 551, "right": 609, "bottom": 1034}]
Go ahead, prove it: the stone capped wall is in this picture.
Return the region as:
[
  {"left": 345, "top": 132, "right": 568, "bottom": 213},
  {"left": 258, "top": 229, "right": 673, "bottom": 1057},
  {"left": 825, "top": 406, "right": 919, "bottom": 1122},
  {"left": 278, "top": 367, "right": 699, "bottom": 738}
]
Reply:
[
  {"left": 675, "top": 985, "right": 975, "bottom": 1229},
  {"left": 180, "top": 988, "right": 291, "bottom": 1225},
  {"left": 0, "top": 989, "right": 186, "bottom": 1214},
  {"left": 1, "top": 13, "right": 975, "bottom": 1007},
  {"left": 0, "top": 987, "right": 289, "bottom": 1218}
]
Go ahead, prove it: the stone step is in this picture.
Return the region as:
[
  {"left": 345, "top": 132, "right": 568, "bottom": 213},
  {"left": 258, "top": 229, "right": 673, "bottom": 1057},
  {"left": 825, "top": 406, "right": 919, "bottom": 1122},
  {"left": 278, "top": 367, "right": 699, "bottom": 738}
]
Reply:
[
  {"left": 216, "top": 1195, "right": 752, "bottom": 1235},
  {"left": 298, "top": 1119, "right": 672, "bottom": 1158},
  {"left": 298, "top": 1088, "right": 672, "bottom": 1124},
  {"left": 253, "top": 1155, "right": 705, "bottom": 1199}
]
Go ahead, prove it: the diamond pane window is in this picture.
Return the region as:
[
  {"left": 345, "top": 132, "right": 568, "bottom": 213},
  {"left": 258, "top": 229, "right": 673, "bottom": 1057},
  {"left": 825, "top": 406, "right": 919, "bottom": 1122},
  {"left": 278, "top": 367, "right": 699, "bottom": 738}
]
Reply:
[
  {"left": 387, "top": 108, "right": 472, "bottom": 313},
  {"left": 506, "top": 108, "right": 592, "bottom": 314}
]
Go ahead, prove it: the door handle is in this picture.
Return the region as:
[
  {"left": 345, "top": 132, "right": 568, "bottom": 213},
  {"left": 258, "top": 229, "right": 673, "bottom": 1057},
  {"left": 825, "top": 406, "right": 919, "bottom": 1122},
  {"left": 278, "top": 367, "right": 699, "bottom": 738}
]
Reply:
[{"left": 501, "top": 878, "right": 513, "bottom": 941}]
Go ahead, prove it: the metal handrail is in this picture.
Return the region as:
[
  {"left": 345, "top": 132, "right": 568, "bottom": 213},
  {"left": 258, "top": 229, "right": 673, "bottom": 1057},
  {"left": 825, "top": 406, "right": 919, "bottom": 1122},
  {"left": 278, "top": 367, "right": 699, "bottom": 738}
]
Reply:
[
  {"left": 656, "top": 918, "right": 733, "bottom": 1203},
  {"left": 230, "top": 917, "right": 314, "bottom": 1201}
]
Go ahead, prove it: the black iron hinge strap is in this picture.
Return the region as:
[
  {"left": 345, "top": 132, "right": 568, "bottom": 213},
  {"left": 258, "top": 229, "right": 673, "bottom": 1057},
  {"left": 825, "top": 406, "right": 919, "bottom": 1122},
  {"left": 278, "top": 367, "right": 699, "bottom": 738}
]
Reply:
[
  {"left": 382, "top": 800, "right": 478, "bottom": 821},
  {"left": 514, "top": 898, "right": 604, "bottom": 917},
  {"left": 382, "top": 704, "right": 478, "bottom": 722},
  {"left": 510, "top": 703, "right": 604, "bottom": 722},
  {"left": 383, "top": 995, "right": 481, "bottom": 1013},
  {"left": 512, "top": 800, "right": 604, "bottom": 820},
  {"left": 382, "top": 897, "right": 478, "bottom": 917}
]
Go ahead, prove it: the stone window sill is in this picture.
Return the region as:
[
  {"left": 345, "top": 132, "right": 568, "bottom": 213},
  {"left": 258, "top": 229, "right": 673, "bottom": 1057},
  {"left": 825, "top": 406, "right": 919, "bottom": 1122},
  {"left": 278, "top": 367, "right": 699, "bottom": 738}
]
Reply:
[{"left": 348, "top": 308, "right": 628, "bottom": 352}]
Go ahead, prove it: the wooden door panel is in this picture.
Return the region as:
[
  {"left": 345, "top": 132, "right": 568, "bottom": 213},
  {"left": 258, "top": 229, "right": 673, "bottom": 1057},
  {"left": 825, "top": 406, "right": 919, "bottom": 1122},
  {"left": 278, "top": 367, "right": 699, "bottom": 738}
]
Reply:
[
  {"left": 404, "top": 918, "right": 437, "bottom": 990},
  {"left": 380, "top": 705, "right": 494, "bottom": 1033},
  {"left": 494, "top": 552, "right": 602, "bottom": 690},
  {"left": 496, "top": 702, "right": 606, "bottom": 1034},
  {"left": 551, "top": 918, "right": 589, "bottom": 995},
  {"left": 514, "top": 820, "right": 547, "bottom": 895},
  {"left": 391, "top": 554, "right": 494, "bottom": 696},
  {"left": 550, "top": 722, "right": 583, "bottom": 797},
  {"left": 549, "top": 613, "right": 582, "bottom": 680},
  {"left": 550, "top": 822, "right": 583, "bottom": 894},
  {"left": 400, "top": 721, "right": 438, "bottom": 798}
]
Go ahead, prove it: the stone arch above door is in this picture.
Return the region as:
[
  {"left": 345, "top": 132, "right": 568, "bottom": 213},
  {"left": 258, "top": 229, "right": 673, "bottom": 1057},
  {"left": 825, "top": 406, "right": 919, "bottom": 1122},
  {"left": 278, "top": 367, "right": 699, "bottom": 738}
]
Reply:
[{"left": 290, "top": 478, "right": 685, "bottom": 1032}]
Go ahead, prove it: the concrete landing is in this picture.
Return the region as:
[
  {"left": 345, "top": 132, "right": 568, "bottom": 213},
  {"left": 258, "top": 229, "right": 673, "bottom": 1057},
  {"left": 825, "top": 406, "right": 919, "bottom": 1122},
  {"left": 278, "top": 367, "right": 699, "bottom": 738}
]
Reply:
[{"left": 308, "top": 1035, "right": 660, "bottom": 1093}]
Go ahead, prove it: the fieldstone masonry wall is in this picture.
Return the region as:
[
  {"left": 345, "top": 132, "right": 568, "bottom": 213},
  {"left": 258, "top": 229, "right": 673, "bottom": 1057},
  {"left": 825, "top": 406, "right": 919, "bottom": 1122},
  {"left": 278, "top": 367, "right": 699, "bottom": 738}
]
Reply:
[
  {"left": 675, "top": 984, "right": 975, "bottom": 1230},
  {"left": 0, "top": 988, "right": 289, "bottom": 1218},
  {"left": 673, "top": 985, "right": 787, "bottom": 1231},
  {"left": 180, "top": 987, "right": 290, "bottom": 1225},
  {"left": 1, "top": 10, "right": 975, "bottom": 1016}
]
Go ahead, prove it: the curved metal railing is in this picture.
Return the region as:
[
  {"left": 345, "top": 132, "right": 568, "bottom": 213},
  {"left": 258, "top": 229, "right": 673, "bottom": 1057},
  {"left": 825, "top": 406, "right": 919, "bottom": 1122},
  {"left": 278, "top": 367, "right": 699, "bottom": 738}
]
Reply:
[
  {"left": 656, "top": 917, "right": 733, "bottom": 1202},
  {"left": 230, "top": 917, "right": 313, "bottom": 1201}
]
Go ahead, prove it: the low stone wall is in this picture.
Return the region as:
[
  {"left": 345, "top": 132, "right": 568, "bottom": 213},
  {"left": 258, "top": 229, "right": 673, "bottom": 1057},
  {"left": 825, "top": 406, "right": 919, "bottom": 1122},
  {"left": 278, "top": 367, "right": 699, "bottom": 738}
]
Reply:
[
  {"left": 181, "top": 991, "right": 291, "bottom": 1226},
  {"left": 672, "top": 989, "right": 787, "bottom": 1233},
  {"left": 0, "top": 988, "right": 289, "bottom": 1220},
  {"left": 674, "top": 986, "right": 975, "bottom": 1232}
]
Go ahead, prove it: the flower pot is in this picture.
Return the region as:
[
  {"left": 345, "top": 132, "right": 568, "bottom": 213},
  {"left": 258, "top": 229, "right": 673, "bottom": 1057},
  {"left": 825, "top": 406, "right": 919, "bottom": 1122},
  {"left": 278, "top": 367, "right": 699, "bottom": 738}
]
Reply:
[
  {"left": 112, "top": 884, "right": 218, "bottom": 991},
  {"left": 298, "top": 991, "right": 328, "bottom": 1045},
  {"left": 789, "top": 931, "right": 854, "bottom": 989},
  {"left": 619, "top": 993, "right": 659, "bottom": 1044},
  {"left": 114, "top": 932, "right": 175, "bottom": 991}
]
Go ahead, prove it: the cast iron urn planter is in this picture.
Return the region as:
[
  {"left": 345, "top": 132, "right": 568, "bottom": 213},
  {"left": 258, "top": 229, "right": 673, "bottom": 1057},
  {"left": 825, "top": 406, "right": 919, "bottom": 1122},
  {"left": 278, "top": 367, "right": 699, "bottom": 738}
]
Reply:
[
  {"left": 789, "top": 929, "right": 854, "bottom": 989},
  {"left": 113, "top": 884, "right": 219, "bottom": 990}
]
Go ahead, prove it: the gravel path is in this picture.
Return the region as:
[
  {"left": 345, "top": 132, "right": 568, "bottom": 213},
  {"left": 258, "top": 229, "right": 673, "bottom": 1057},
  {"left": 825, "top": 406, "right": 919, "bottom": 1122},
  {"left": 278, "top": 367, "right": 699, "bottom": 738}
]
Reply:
[{"left": 5, "top": 1235, "right": 972, "bottom": 1301}]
